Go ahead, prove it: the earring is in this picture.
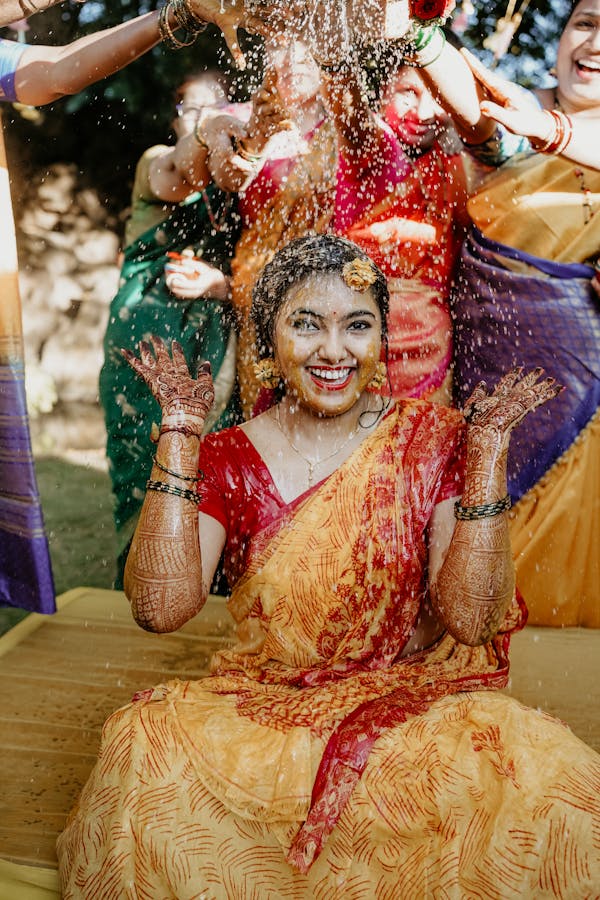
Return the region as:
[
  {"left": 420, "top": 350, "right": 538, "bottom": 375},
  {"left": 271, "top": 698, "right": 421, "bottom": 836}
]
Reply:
[
  {"left": 367, "top": 361, "right": 387, "bottom": 390},
  {"left": 254, "top": 358, "right": 281, "bottom": 389}
]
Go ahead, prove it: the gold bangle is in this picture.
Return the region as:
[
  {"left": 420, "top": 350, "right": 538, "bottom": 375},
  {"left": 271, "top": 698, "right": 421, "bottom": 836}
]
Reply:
[
  {"left": 232, "top": 136, "right": 261, "bottom": 163},
  {"left": 193, "top": 121, "right": 209, "bottom": 151}
]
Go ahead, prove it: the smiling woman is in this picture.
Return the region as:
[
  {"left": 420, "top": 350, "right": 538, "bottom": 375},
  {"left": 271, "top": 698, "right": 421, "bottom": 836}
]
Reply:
[
  {"left": 411, "top": 0, "right": 600, "bottom": 626},
  {"left": 56, "top": 234, "right": 600, "bottom": 898}
]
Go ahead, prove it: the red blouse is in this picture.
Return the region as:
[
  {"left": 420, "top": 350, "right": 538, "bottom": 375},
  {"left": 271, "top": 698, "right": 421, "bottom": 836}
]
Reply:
[{"left": 199, "top": 408, "right": 465, "bottom": 586}]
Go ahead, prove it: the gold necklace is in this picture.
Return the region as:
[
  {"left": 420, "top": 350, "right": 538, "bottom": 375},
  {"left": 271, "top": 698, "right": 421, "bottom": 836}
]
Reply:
[
  {"left": 274, "top": 405, "right": 359, "bottom": 487},
  {"left": 554, "top": 92, "right": 595, "bottom": 225}
]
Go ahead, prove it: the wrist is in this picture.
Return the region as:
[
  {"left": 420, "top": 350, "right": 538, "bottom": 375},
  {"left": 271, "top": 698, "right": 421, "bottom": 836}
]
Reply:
[
  {"left": 159, "top": 0, "right": 207, "bottom": 51},
  {"left": 529, "top": 109, "right": 573, "bottom": 154},
  {"left": 397, "top": 23, "right": 446, "bottom": 68},
  {"left": 160, "top": 410, "right": 206, "bottom": 435}
]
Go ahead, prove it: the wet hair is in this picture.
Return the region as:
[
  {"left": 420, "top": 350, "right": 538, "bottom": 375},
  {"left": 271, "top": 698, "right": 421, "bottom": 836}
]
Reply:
[
  {"left": 360, "top": 26, "right": 465, "bottom": 106},
  {"left": 250, "top": 234, "right": 389, "bottom": 359}
]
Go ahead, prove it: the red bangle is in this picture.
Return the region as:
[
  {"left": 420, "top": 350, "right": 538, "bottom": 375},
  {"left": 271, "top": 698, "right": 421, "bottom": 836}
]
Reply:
[{"left": 530, "top": 109, "right": 573, "bottom": 154}]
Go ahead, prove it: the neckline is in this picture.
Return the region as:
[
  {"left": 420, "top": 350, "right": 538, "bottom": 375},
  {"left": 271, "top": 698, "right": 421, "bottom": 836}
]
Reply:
[
  {"left": 234, "top": 428, "right": 322, "bottom": 509},
  {"left": 236, "top": 401, "right": 396, "bottom": 508}
]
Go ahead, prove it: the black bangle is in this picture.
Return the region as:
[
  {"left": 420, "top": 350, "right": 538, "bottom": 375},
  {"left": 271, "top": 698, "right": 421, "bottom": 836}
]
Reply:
[
  {"left": 454, "top": 494, "right": 512, "bottom": 521},
  {"left": 152, "top": 455, "right": 202, "bottom": 483},
  {"left": 146, "top": 479, "right": 203, "bottom": 505}
]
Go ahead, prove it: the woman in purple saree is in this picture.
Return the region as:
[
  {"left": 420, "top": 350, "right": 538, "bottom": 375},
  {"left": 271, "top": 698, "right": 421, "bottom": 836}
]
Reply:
[{"left": 403, "top": 0, "right": 600, "bottom": 624}]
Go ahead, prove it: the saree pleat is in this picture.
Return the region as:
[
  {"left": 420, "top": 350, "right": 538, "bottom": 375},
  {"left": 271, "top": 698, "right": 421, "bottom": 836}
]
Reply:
[{"left": 0, "top": 120, "right": 55, "bottom": 613}]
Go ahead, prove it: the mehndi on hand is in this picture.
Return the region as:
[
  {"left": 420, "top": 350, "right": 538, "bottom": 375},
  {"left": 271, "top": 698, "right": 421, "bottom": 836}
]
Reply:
[
  {"left": 122, "top": 336, "right": 214, "bottom": 436},
  {"left": 462, "top": 367, "right": 563, "bottom": 436}
]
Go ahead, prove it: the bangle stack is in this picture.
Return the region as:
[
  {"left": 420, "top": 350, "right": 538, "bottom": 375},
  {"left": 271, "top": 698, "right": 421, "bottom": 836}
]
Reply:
[
  {"left": 152, "top": 454, "right": 204, "bottom": 483},
  {"left": 454, "top": 494, "right": 512, "bottom": 521},
  {"left": 158, "top": 0, "right": 208, "bottom": 51},
  {"left": 401, "top": 23, "right": 446, "bottom": 67},
  {"left": 530, "top": 109, "right": 573, "bottom": 155},
  {"left": 146, "top": 478, "right": 203, "bottom": 505}
]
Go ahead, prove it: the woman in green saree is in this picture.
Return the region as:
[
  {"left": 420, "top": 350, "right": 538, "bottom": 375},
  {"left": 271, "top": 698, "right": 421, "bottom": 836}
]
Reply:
[{"left": 99, "top": 71, "right": 242, "bottom": 585}]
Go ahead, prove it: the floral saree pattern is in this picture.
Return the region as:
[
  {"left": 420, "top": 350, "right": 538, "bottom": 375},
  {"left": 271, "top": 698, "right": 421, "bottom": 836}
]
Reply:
[{"left": 57, "top": 403, "right": 600, "bottom": 897}]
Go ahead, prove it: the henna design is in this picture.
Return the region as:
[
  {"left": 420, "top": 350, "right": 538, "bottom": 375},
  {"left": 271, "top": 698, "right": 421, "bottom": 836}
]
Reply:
[
  {"left": 122, "top": 336, "right": 215, "bottom": 435},
  {"left": 463, "top": 367, "right": 562, "bottom": 434},
  {"left": 124, "top": 431, "right": 207, "bottom": 633},
  {"left": 432, "top": 368, "right": 562, "bottom": 645}
]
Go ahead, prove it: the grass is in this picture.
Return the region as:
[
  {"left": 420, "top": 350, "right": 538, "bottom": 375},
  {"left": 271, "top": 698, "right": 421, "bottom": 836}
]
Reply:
[{"left": 0, "top": 456, "right": 115, "bottom": 636}]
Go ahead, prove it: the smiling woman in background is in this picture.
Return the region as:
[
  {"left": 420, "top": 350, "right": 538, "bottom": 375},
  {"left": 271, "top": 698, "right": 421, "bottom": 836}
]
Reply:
[{"left": 400, "top": 0, "right": 600, "bottom": 626}]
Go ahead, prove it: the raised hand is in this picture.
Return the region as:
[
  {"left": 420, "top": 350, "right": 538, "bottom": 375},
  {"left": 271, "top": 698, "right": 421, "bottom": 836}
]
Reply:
[
  {"left": 164, "top": 253, "right": 231, "bottom": 301},
  {"left": 463, "top": 367, "right": 562, "bottom": 436},
  {"left": 460, "top": 47, "right": 555, "bottom": 143},
  {"left": 185, "top": 0, "right": 250, "bottom": 68},
  {"left": 122, "top": 336, "right": 214, "bottom": 436},
  {"left": 246, "top": 67, "right": 294, "bottom": 144}
]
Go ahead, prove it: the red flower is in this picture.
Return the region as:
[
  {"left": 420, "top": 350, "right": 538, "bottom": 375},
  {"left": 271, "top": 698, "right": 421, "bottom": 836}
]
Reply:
[{"left": 409, "top": 0, "right": 456, "bottom": 22}]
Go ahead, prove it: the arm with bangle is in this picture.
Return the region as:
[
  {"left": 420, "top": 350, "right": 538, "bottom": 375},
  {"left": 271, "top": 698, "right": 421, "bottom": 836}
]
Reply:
[
  {"left": 122, "top": 337, "right": 226, "bottom": 633},
  {"left": 199, "top": 68, "right": 292, "bottom": 193},
  {"left": 400, "top": 21, "right": 598, "bottom": 169},
  {"left": 429, "top": 369, "right": 561, "bottom": 646},
  {"left": 10, "top": 0, "right": 242, "bottom": 108},
  {"left": 148, "top": 125, "right": 213, "bottom": 202}
]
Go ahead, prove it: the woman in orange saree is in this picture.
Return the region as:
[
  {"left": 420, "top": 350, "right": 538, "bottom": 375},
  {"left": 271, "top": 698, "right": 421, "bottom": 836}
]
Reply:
[{"left": 57, "top": 236, "right": 600, "bottom": 898}]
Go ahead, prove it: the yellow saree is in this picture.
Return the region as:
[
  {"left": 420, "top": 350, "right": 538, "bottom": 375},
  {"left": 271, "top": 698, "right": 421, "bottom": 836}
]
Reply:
[
  {"left": 57, "top": 403, "right": 600, "bottom": 897},
  {"left": 455, "top": 153, "right": 600, "bottom": 625}
]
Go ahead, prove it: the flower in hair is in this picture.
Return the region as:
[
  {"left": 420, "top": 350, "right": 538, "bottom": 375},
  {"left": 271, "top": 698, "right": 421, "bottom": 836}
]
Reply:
[{"left": 342, "top": 258, "right": 378, "bottom": 292}]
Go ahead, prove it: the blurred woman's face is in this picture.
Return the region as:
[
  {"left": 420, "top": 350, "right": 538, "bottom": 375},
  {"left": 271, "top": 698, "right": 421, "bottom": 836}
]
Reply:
[
  {"left": 173, "top": 78, "right": 228, "bottom": 138},
  {"left": 382, "top": 68, "right": 449, "bottom": 151},
  {"left": 556, "top": 0, "right": 600, "bottom": 114},
  {"left": 267, "top": 41, "right": 322, "bottom": 109}
]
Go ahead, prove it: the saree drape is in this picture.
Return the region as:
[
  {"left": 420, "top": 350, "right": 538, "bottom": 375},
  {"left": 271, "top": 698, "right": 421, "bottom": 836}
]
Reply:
[
  {"left": 0, "top": 118, "right": 54, "bottom": 614},
  {"left": 58, "top": 401, "right": 600, "bottom": 897},
  {"left": 99, "top": 187, "right": 240, "bottom": 581},
  {"left": 452, "top": 153, "right": 600, "bottom": 626},
  {"left": 335, "top": 133, "right": 468, "bottom": 401}
]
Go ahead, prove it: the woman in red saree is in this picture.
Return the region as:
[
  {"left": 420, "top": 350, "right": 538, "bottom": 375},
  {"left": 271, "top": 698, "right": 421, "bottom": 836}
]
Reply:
[
  {"left": 57, "top": 235, "right": 600, "bottom": 897},
  {"left": 323, "top": 53, "right": 469, "bottom": 404}
]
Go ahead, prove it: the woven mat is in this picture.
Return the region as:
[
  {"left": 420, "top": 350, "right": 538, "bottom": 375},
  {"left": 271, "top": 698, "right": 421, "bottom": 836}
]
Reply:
[{"left": 0, "top": 587, "right": 598, "bottom": 872}]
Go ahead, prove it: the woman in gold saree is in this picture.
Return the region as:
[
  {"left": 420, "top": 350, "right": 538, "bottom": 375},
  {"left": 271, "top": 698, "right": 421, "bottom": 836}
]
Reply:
[
  {"left": 397, "top": 0, "right": 600, "bottom": 625},
  {"left": 57, "top": 235, "right": 600, "bottom": 898}
]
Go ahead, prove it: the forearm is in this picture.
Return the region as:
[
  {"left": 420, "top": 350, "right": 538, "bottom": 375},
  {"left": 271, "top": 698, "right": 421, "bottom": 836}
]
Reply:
[
  {"left": 322, "top": 62, "right": 379, "bottom": 152},
  {"left": 124, "top": 432, "right": 206, "bottom": 633},
  {"left": 419, "top": 41, "right": 496, "bottom": 143},
  {"left": 431, "top": 427, "right": 515, "bottom": 645},
  {"left": 15, "top": 10, "right": 163, "bottom": 106}
]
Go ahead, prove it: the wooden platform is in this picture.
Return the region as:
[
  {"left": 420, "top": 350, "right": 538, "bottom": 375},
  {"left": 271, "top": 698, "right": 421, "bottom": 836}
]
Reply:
[{"left": 0, "top": 587, "right": 599, "bottom": 881}]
